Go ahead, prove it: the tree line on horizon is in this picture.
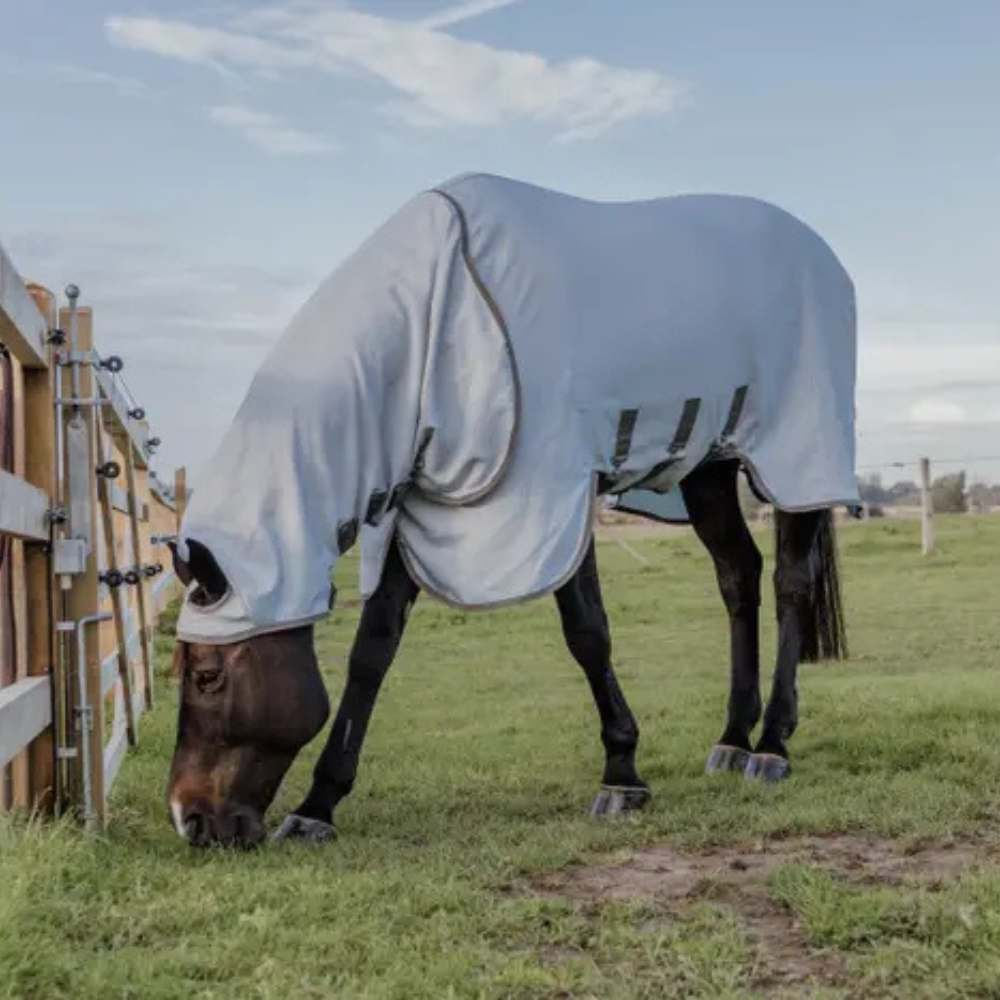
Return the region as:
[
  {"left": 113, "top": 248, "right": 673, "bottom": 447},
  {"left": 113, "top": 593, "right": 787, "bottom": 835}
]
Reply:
[
  {"left": 734, "top": 470, "right": 1000, "bottom": 518},
  {"left": 855, "top": 471, "right": 1000, "bottom": 515}
]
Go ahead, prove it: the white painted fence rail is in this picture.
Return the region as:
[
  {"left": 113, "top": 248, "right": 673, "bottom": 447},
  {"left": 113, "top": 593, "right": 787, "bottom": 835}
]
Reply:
[{"left": 0, "top": 677, "right": 52, "bottom": 771}]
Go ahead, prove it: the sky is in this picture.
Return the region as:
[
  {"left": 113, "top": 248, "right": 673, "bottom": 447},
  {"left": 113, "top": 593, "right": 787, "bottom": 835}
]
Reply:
[{"left": 1, "top": 0, "right": 999, "bottom": 488}]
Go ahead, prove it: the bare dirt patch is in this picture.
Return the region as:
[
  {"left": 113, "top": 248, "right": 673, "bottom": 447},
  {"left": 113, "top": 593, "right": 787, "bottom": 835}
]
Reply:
[
  {"left": 540, "top": 834, "right": 995, "bottom": 904},
  {"left": 532, "top": 834, "right": 999, "bottom": 993}
]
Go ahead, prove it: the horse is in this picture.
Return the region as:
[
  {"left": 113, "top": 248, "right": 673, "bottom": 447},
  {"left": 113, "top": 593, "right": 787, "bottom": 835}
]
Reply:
[{"left": 166, "top": 172, "right": 857, "bottom": 849}]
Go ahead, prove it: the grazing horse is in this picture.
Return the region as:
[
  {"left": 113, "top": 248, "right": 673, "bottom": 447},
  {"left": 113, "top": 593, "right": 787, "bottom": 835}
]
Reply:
[{"left": 166, "top": 173, "right": 857, "bottom": 849}]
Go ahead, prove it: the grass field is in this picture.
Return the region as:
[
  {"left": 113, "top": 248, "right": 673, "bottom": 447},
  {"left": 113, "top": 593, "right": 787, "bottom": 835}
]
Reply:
[{"left": 2, "top": 514, "right": 1000, "bottom": 998}]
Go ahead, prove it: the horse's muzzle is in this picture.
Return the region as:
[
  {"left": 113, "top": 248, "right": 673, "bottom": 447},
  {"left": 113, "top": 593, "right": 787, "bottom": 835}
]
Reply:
[{"left": 170, "top": 800, "right": 266, "bottom": 850}]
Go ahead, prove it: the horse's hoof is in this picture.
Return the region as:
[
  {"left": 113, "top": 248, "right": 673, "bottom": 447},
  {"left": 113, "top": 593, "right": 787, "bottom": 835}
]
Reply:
[
  {"left": 744, "top": 753, "right": 791, "bottom": 783},
  {"left": 705, "top": 744, "right": 751, "bottom": 775},
  {"left": 272, "top": 814, "right": 337, "bottom": 843},
  {"left": 589, "top": 784, "right": 651, "bottom": 819}
]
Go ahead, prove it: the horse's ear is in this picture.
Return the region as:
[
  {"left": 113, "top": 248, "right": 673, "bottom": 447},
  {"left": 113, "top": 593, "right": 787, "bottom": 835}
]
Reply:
[
  {"left": 185, "top": 539, "right": 229, "bottom": 604},
  {"left": 168, "top": 541, "right": 193, "bottom": 587},
  {"left": 168, "top": 538, "right": 228, "bottom": 603}
]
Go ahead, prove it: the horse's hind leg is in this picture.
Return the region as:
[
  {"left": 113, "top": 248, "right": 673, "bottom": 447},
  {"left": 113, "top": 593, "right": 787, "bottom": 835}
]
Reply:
[
  {"left": 555, "top": 539, "right": 650, "bottom": 818},
  {"left": 746, "top": 507, "right": 846, "bottom": 782},
  {"left": 680, "top": 459, "right": 763, "bottom": 775},
  {"left": 274, "top": 538, "right": 420, "bottom": 842}
]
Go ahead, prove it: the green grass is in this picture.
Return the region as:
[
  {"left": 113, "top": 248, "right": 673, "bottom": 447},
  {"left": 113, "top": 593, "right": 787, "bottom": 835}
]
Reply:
[{"left": 3, "top": 515, "right": 1000, "bottom": 998}]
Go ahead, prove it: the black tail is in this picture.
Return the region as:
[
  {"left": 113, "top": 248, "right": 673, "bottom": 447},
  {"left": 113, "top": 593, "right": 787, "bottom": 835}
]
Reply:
[{"left": 776, "top": 509, "right": 847, "bottom": 662}]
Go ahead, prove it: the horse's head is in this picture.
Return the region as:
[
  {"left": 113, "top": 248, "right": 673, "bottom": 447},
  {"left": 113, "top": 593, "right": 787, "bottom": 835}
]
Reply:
[{"left": 166, "top": 541, "right": 330, "bottom": 848}]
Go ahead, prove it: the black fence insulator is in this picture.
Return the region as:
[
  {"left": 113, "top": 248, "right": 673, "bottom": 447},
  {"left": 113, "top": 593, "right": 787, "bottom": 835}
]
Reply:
[
  {"left": 46, "top": 507, "right": 68, "bottom": 526},
  {"left": 101, "top": 570, "right": 124, "bottom": 588},
  {"left": 97, "top": 461, "right": 121, "bottom": 479},
  {"left": 100, "top": 355, "right": 124, "bottom": 373}
]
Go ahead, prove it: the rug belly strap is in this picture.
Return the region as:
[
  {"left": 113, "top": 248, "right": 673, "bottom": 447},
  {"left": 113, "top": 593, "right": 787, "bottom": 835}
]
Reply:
[
  {"left": 603, "top": 396, "right": 702, "bottom": 495},
  {"left": 612, "top": 409, "right": 640, "bottom": 468}
]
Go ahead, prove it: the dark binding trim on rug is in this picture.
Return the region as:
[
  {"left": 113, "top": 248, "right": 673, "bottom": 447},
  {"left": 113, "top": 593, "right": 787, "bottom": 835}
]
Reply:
[
  {"left": 609, "top": 497, "right": 692, "bottom": 526},
  {"left": 424, "top": 187, "right": 522, "bottom": 507},
  {"left": 393, "top": 474, "right": 600, "bottom": 612}
]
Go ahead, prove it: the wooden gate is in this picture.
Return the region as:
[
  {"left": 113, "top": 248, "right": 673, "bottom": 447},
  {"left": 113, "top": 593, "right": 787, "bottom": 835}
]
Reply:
[{"left": 0, "top": 239, "right": 184, "bottom": 829}]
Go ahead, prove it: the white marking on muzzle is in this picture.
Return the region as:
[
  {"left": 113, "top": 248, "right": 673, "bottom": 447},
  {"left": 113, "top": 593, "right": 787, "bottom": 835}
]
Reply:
[{"left": 170, "top": 800, "right": 187, "bottom": 840}]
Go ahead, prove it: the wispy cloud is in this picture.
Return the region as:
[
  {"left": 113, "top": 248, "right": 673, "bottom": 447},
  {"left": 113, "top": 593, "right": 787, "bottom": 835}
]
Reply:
[
  {"left": 209, "top": 104, "right": 337, "bottom": 156},
  {"left": 3, "top": 60, "right": 151, "bottom": 98},
  {"left": 105, "top": 17, "right": 304, "bottom": 72},
  {"left": 908, "top": 399, "right": 968, "bottom": 425},
  {"left": 106, "top": 5, "right": 687, "bottom": 142},
  {"left": 50, "top": 63, "right": 151, "bottom": 97},
  {"left": 419, "top": 0, "right": 522, "bottom": 30}
]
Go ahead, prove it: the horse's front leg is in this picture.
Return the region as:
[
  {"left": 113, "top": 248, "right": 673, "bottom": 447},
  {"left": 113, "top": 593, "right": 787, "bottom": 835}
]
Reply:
[
  {"left": 555, "top": 539, "right": 650, "bottom": 818},
  {"left": 274, "top": 540, "right": 420, "bottom": 842}
]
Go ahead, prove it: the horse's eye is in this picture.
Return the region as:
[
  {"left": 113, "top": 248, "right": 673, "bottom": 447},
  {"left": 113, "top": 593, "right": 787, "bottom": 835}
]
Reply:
[{"left": 191, "top": 658, "right": 226, "bottom": 694}]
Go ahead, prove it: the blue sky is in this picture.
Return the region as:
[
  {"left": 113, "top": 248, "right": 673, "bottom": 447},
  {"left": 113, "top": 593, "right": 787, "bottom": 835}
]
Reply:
[{"left": 2, "top": 0, "right": 999, "bottom": 486}]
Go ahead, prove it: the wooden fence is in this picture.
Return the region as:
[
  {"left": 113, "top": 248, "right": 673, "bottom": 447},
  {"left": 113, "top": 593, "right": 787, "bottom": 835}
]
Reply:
[{"left": 0, "top": 238, "right": 185, "bottom": 830}]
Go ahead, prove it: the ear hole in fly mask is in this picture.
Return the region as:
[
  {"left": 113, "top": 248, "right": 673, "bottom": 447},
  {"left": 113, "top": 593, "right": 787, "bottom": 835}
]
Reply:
[{"left": 190, "top": 584, "right": 224, "bottom": 609}]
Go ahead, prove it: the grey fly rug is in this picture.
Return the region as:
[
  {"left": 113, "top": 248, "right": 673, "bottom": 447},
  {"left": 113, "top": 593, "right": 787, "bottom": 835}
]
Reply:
[{"left": 176, "top": 173, "right": 858, "bottom": 644}]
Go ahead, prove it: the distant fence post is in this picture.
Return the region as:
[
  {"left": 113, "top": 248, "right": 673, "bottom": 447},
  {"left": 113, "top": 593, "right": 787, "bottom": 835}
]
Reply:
[
  {"left": 175, "top": 466, "right": 186, "bottom": 531},
  {"left": 920, "top": 457, "right": 934, "bottom": 555}
]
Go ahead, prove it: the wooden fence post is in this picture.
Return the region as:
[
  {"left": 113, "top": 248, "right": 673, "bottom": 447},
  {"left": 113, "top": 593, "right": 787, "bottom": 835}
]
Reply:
[
  {"left": 20, "top": 285, "right": 58, "bottom": 812},
  {"left": 9, "top": 353, "right": 30, "bottom": 806},
  {"left": 920, "top": 457, "right": 934, "bottom": 555},
  {"left": 0, "top": 257, "right": 55, "bottom": 817},
  {"left": 0, "top": 343, "right": 15, "bottom": 811}
]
